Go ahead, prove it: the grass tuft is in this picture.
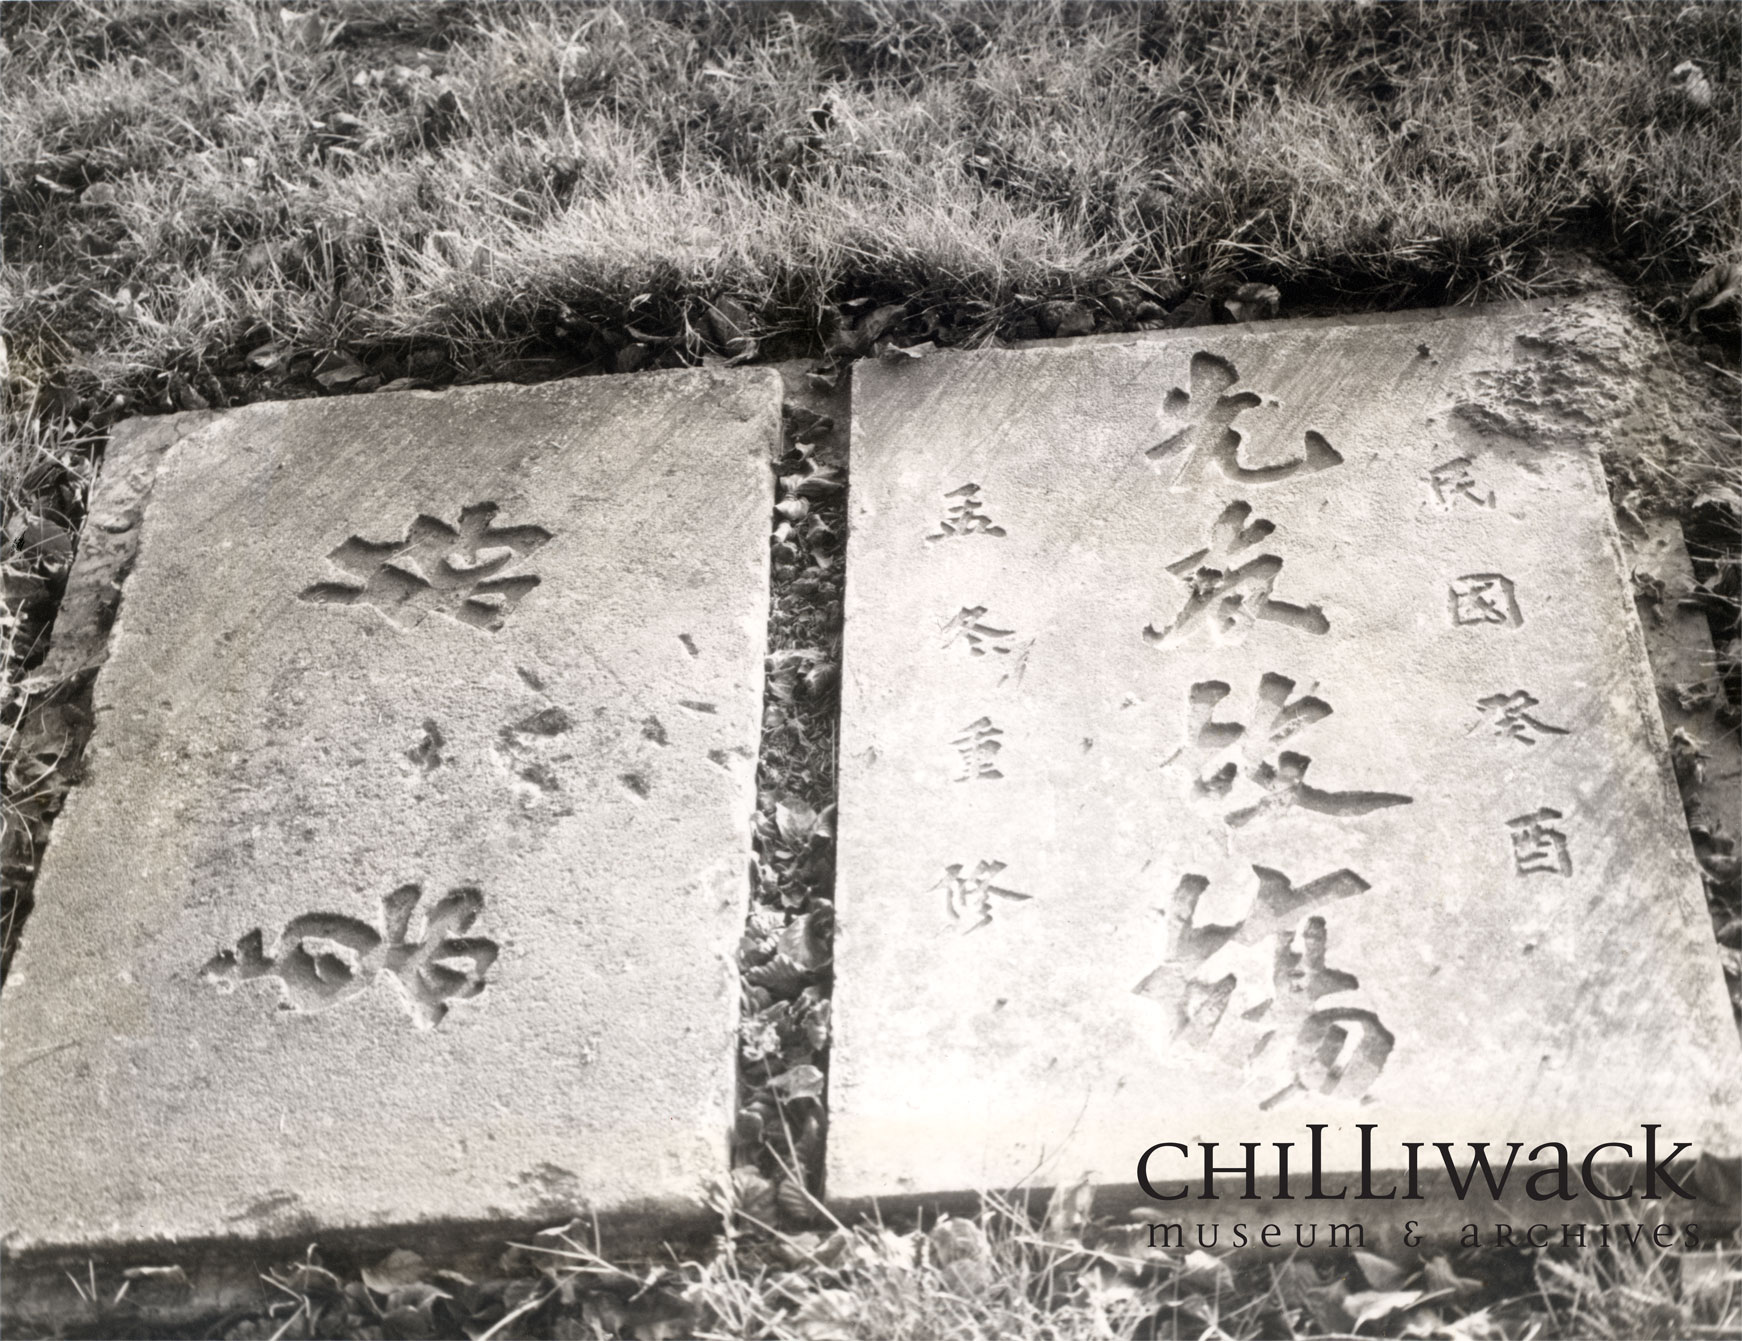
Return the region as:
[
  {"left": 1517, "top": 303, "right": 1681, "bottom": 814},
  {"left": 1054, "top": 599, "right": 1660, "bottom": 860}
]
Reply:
[{"left": 4, "top": 0, "right": 1737, "bottom": 404}]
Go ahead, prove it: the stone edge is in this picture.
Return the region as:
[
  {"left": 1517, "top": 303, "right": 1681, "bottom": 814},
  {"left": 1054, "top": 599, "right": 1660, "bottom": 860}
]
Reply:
[
  {"left": 1006, "top": 297, "right": 1554, "bottom": 352},
  {"left": 0, "top": 1208, "right": 718, "bottom": 1333},
  {"left": 820, "top": 1159, "right": 1741, "bottom": 1256}
]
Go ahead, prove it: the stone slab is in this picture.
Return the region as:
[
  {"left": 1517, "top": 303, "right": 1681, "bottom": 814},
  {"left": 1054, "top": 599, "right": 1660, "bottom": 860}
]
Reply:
[
  {"left": 2, "top": 368, "right": 778, "bottom": 1253},
  {"left": 829, "top": 313, "right": 1742, "bottom": 1215}
]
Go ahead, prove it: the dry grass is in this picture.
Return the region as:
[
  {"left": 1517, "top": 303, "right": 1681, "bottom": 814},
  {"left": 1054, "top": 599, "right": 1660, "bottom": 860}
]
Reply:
[
  {"left": 22, "top": 1192, "right": 1742, "bottom": 1339},
  {"left": 3, "top": 0, "right": 1737, "bottom": 399},
  {"left": 0, "top": 399, "right": 98, "bottom": 978}
]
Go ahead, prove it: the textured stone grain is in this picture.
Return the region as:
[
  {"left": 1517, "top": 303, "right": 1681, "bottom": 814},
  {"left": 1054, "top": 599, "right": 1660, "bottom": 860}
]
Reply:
[{"left": 2, "top": 369, "right": 778, "bottom": 1251}]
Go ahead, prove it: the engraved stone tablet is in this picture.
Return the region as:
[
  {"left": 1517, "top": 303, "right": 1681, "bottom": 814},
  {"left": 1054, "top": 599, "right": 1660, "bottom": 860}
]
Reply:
[
  {"left": 829, "top": 310, "right": 1742, "bottom": 1216},
  {"left": 2, "top": 369, "right": 777, "bottom": 1252}
]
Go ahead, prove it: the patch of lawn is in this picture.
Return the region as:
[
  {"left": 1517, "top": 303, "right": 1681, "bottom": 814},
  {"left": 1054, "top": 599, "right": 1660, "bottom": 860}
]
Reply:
[{"left": 3, "top": 0, "right": 1737, "bottom": 399}]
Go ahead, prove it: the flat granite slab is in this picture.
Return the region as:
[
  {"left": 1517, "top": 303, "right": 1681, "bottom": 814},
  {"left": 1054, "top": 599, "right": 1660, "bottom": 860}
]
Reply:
[
  {"left": 2, "top": 369, "right": 777, "bottom": 1254},
  {"left": 830, "top": 311, "right": 1742, "bottom": 1218}
]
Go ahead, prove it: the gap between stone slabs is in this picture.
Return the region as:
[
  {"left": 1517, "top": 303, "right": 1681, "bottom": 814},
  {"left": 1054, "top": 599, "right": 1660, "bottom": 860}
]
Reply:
[{"left": 728, "top": 361, "right": 850, "bottom": 1225}]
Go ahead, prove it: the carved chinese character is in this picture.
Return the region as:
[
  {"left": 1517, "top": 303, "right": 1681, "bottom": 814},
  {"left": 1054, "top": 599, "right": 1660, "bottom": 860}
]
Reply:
[
  {"left": 1449, "top": 573, "right": 1522, "bottom": 627},
  {"left": 203, "top": 884, "right": 500, "bottom": 1028},
  {"left": 1165, "top": 674, "right": 1413, "bottom": 830},
  {"left": 1133, "top": 870, "right": 1393, "bottom": 1105},
  {"left": 940, "top": 606, "right": 1033, "bottom": 684},
  {"left": 1477, "top": 691, "right": 1569, "bottom": 746},
  {"left": 951, "top": 717, "right": 1005, "bottom": 781},
  {"left": 300, "top": 502, "right": 551, "bottom": 633},
  {"left": 941, "top": 606, "right": 1017, "bottom": 656},
  {"left": 926, "top": 483, "right": 1006, "bottom": 541},
  {"left": 1134, "top": 865, "right": 1369, "bottom": 1048},
  {"left": 1251, "top": 918, "right": 1395, "bottom": 1109},
  {"left": 1144, "top": 501, "right": 1327, "bottom": 646},
  {"left": 934, "top": 860, "right": 1031, "bottom": 933},
  {"left": 1146, "top": 352, "right": 1343, "bottom": 485},
  {"left": 1429, "top": 456, "right": 1495, "bottom": 509},
  {"left": 1506, "top": 808, "right": 1572, "bottom": 876}
]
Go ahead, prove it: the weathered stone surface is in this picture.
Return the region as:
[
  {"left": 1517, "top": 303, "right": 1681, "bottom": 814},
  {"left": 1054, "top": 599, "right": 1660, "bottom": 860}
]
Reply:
[
  {"left": 829, "top": 312, "right": 1742, "bottom": 1213},
  {"left": 2, "top": 369, "right": 777, "bottom": 1252},
  {"left": 34, "top": 410, "right": 222, "bottom": 685}
]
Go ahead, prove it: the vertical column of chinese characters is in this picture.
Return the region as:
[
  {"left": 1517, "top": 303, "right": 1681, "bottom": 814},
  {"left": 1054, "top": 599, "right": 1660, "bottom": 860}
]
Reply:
[
  {"left": 1135, "top": 353, "right": 1410, "bottom": 1108},
  {"left": 925, "top": 483, "right": 1033, "bottom": 932},
  {"left": 1429, "top": 455, "right": 1576, "bottom": 878}
]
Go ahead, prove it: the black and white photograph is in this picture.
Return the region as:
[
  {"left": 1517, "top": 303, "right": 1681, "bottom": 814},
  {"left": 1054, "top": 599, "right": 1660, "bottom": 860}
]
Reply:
[{"left": 2, "top": 2, "right": 1739, "bottom": 1336}]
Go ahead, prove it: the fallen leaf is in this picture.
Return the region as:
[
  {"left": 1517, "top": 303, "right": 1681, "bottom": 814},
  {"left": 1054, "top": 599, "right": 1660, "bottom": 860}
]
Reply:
[
  {"left": 768, "top": 1063, "right": 825, "bottom": 1103},
  {"left": 1442, "top": 1306, "right": 1503, "bottom": 1340},
  {"left": 1685, "top": 255, "right": 1741, "bottom": 330},
  {"left": 362, "top": 1248, "right": 427, "bottom": 1294},
  {"left": 731, "top": 1165, "right": 776, "bottom": 1221},
  {"left": 1224, "top": 282, "right": 1281, "bottom": 322},
  {"left": 247, "top": 341, "right": 292, "bottom": 371},
  {"left": 744, "top": 953, "right": 805, "bottom": 995},
  {"left": 791, "top": 1109, "right": 825, "bottom": 1167},
  {"left": 1181, "top": 1249, "right": 1233, "bottom": 1290},
  {"left": 775, "top": 798, "right": 817, "bottom": 845},
  {"left": 1354, "top": 1248, "right": 1409, "bottom": 1291},
  {"left": 278, "top": 6, "right": 329, "bottom": 49},
  {"left": 1703, "top": 851, "right": 1742, "bottom": 887},
  {"left": 777, "top": 913, "right": 829, "bottom": 971},
  {"left": 314, "top": 352, "right": 369, "bottom": 389},
  {"left": 1422, "top": 1254, "right": 1484, "bottom": 1298},
  {"left": 706, "top": 294, "right": 750, "bottom": 346},
  {"left": 786, "top": 463, "right": 845, "bottom": 498},
  {"left": 787, "top": 409, "right": 834, "bottom": 444},
  {"left": 1039, "top": 300, "right": 1095, "bottom": 337},
  {"left": 1668, "top": 59, "right": 1714, "bottom": 111},
  {"left": 1671, "top": 726, "right": 1708, "bottom": 785},
  {"left": 929, "top": 1216, "right": 990, "bottom": 1266},
  {"left": 859, "top": 304, "right": 905, "bottom": 344},
  {"left": 803, "top": 661, "right": 837, "bottom": 697},
  {"left": 380, "top": 1303, "right": 437, "bottom": 1338},
  {"left": 1673, "top": 679, "right": 1719, "bottom": 712},
  {"left": 1347, "top": 1288, "right": 1424, "bottom": 1330},
  {"left": 776, "top": 1176, "right": 817, "bottom": 1224}
]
